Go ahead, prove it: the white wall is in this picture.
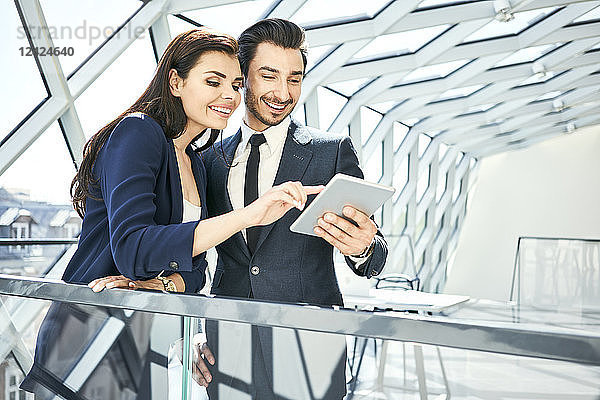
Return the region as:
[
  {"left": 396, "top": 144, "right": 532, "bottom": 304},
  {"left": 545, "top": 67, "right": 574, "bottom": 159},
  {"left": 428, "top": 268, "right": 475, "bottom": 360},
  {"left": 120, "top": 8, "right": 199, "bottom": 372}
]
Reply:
[{"left": 444, "top": 124, "right": 600, "bottom": 300}]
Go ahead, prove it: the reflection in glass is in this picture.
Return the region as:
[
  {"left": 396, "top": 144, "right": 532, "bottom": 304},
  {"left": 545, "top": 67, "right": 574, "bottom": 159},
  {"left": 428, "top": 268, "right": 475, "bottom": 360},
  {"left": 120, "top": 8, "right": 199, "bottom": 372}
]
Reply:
[
  {"left": 0, "top": 1, "right": 48, "bottom": 141},
  {"left": 39, "top": 0, "right": 143, "bottom": 76}
]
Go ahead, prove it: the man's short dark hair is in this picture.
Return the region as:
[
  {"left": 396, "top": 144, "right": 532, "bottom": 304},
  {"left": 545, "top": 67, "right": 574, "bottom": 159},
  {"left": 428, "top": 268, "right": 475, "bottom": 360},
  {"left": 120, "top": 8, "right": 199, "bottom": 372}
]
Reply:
[{"left": 238, "top": 18, "right": 308, "bottom": 78}]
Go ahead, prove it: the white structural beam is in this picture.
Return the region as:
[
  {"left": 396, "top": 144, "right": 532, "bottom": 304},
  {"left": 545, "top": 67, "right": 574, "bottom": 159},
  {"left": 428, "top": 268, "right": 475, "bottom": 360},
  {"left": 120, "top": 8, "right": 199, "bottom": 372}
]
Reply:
[
  {"left": 469, "top": 109, "right": 600, "bottom": 156},
  {"left": 15, "top": 0, "right": 86, "bottom": 166},
  {"left": 328, "top": 19, "right": 491, "bottom": 134},
  {"left": 150, "top": 13, "right": 173, "bottom": 60},
  {"left": 438, "top": 84, "right": 600, "bottom": 147},
  {"left": 328, "top": 22, "right": 600, "bottom": 85},
  {"left": 418, "top": 83, "right": 600, "bottom": 138},
  {"left": 476, "top": 115, "right": 600, "bottom": 157},
  {"left": 305, "top": 0, "right": 595, "bottom": 47}
]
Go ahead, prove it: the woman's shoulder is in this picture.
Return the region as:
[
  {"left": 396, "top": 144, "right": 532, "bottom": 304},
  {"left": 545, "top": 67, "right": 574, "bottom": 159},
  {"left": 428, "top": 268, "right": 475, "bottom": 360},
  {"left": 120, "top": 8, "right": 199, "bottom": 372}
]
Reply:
[
  {"left": 98, "top": 112, "right": 169, "bottom": 171},
  {"left": 107, "top": 113, "right": 169, "bottom": 149},
  {"left": 115, "top": 112, "right": 164, "bottom": 137}
]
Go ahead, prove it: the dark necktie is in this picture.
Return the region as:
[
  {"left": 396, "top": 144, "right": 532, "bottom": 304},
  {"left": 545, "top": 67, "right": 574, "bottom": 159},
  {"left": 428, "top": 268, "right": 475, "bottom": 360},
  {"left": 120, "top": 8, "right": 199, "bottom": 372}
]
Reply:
[{"left": 244, "top": 133, "right": 267, "bottom": 254}]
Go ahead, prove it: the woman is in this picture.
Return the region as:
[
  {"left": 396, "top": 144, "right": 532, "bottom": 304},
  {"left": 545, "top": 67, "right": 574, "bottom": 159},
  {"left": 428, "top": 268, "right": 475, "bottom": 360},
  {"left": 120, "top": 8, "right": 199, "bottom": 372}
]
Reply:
[{"left": 64, "top": 28, "right": 319, "bottom": 293}]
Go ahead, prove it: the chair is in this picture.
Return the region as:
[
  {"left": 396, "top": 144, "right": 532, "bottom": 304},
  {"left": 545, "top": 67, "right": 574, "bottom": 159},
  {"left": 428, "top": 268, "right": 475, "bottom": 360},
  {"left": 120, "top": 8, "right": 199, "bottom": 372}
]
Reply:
[{"left": 511, "top": 236, "right": 600, "bottom": 309}]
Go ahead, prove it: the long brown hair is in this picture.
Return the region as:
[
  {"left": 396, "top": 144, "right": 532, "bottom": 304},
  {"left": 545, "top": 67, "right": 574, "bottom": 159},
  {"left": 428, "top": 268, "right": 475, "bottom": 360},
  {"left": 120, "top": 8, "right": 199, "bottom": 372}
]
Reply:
[{"left": 71, "top": 29, "right": 238, "bottom": 218}]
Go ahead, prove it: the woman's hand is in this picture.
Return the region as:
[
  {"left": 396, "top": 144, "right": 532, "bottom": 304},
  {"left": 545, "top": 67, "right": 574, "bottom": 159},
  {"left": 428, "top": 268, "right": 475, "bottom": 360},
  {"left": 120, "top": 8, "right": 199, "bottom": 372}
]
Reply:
[
  {"left": 88, "top": 274, "right": 181, "bottom": 292},
  {"left": 241, "top": 181, "right": 324, "bottom": 227}
]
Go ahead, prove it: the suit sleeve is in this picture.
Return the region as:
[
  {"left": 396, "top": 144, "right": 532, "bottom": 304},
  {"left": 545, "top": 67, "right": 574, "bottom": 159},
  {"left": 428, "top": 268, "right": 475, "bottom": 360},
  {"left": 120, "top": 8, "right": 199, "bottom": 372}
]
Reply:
[
  {"left": 335, "top": 136, "right": 388, "bottom": 278},
  {"left": 100, "top": 116, "right": 200, "bottom": 286}
]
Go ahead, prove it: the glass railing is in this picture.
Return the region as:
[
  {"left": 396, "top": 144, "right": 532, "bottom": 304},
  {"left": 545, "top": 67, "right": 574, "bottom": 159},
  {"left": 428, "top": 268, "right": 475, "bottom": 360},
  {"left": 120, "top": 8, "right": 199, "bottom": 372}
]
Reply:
[{"left": 0, "top": 274, "right": 599, "bottom": 400}]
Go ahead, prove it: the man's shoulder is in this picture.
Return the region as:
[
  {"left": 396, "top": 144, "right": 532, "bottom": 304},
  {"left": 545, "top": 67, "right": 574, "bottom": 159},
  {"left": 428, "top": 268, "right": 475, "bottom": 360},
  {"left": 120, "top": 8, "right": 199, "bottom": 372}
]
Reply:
[{"left": 291, "top": 120, "right": 348, "bottom": 145}]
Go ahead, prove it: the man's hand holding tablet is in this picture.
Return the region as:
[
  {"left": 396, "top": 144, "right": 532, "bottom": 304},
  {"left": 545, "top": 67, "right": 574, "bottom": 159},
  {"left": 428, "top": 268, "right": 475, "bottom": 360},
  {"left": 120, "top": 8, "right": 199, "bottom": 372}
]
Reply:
[{"left": 289, "top": 174, "right": 395, "bottom": 256}]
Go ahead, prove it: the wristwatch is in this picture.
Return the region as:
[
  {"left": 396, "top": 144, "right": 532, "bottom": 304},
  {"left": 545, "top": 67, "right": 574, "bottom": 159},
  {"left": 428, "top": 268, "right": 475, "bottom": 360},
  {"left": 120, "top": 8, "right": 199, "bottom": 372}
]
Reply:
[{"left": 156, "top": 271, "right": 177, "bottom": 292}]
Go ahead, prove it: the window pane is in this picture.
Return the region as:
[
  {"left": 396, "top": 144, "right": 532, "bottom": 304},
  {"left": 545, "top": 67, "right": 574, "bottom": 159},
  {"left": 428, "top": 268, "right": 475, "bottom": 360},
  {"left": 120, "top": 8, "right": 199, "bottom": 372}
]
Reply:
[
  {"left": 327, "top": 78, "right": 371, "bottom": 97},
  {"left": 0, "top": 123, "right": 75, "bottom": 205},
  {"left": 172, "top": 0, "right": 271, "bottom": 38},
  {"left": 418, "top": 134, "right": 432, "bottom": 158},
  {"left": 360, "top": 107, "right": 382, "bottom": 146},
  {"left": 1, "top": 1, "right": 48, "bottom": 141},
  {"left": 416, "top": 165, "right": 430, "bottom": 202},
  {"left": 291, "top": 0, "right": 390, "bottom": 26},
  {"left": 463, "top": 8, "right": 558, "bottom": 43},
  {"left": 75, "top": 36, "right": 155, "bottom": 139},
  {"left": 39, "top": 0, "right": 143, "bottom": 76},
  {"left": 364, "top": 142, "right": 383, "bottom": 183},
  {"left": 393, "top": 155, "right": 409, "bottom": 202},
  {"left": 351, "top": 25, "right": 450, "bottom": 62},
  {"left": 393, "top": 122, "right": 410, "bottom": 152},
  {"left": 317, "top": 87, "right": 347, "bottom": 131},
  {"left": 436, "top": 172, "right": 447, "bottom": 203}
]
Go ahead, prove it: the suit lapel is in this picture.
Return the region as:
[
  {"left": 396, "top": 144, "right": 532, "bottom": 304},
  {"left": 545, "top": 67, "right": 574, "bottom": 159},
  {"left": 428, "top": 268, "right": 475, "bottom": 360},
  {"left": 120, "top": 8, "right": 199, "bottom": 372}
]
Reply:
[
  {"left": 253, "top": 121, "right": 313, "bottom": 254},
  {"left": 211, "top": 131, "right": 240, "bottom": 215},
  {"left": 211, "top": 130, "right": 252, "bottom": 260},
  {"left": 168, "top": 141, "right": 183, "bottom": 224}
]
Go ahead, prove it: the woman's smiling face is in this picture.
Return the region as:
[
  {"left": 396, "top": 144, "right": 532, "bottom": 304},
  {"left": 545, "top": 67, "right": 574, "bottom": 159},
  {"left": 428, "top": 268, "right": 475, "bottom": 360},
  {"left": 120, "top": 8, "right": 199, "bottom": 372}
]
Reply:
[{"left": 169, "top": 50, "right": 243, "bottom": 134}]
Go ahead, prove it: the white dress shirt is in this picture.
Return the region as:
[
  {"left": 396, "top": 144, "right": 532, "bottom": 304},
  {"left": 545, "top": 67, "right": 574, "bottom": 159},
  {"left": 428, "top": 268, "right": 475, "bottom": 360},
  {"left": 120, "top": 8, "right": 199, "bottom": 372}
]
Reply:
[
  {"left": 226, "top": 117, "right": 371, "bottom": 264},
  {"left": 227, "top": 117, "right": 290, "bottom": 238}
]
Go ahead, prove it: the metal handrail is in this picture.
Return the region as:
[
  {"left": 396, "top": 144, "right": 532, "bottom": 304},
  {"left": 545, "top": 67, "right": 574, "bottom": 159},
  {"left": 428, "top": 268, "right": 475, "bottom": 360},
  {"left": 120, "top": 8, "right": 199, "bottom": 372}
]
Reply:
[
  {"left": 0, "top": 238, "right": 78, "bottom": 245},
  {"left": 0, "top": 274, "right": 599, "bottom": 365}
]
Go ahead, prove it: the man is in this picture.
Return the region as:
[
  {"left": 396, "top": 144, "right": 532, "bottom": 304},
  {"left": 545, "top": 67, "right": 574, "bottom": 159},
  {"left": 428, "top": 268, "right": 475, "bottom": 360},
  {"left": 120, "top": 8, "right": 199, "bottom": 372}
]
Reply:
[{"left": 200, "top": 18, "right": 388, "bottom": 399}]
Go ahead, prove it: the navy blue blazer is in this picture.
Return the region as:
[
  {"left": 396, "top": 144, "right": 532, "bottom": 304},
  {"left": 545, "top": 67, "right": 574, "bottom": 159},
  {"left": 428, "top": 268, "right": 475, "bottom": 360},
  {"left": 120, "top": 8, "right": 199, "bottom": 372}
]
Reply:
[
  {"left": 203, "top": 120, "right": 387, "bottom": 307},
  {"left": 62, "top": 113, "right": 208, "bottom": 293}
]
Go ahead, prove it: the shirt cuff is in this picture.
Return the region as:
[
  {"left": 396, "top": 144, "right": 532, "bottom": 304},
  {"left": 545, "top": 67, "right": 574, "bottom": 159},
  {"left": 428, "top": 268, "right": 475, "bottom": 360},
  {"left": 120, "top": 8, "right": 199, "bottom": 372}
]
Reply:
[{"left": 348, "top": 240, "right": 375, "bottom": 267}]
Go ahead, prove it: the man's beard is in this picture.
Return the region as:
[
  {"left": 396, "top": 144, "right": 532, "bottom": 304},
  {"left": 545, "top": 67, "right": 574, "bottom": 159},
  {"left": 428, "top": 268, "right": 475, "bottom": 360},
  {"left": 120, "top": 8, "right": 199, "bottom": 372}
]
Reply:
[{"left": 245, "top": 89, "right": 294, "bottom": 128}]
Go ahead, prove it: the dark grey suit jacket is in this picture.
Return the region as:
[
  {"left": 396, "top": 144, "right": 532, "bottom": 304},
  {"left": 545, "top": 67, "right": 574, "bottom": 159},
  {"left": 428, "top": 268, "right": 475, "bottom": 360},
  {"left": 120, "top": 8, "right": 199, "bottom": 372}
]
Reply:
[
  {"left": 203, "top": 120, "right": 387, "bottom": 307},
  {"left": 202, "top": 120, "right": 387, "bottom": 399}
]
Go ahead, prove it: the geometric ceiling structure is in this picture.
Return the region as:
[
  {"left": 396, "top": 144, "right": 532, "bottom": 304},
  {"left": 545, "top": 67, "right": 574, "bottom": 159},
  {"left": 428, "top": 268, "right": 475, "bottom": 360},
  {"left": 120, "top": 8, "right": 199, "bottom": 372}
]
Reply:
[
  {"left": 3, "top": 0, "right": 600, "bottom": 292},
  {"left": 298, "top": 0, "right": 600, "bottom": 158}
]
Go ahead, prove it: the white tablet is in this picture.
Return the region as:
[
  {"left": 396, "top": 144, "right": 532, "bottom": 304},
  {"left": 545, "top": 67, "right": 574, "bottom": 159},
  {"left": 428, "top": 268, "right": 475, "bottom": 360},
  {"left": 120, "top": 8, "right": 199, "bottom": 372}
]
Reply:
[{"left": 290, "top": 173, "right": 395, "bottom": 236}]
